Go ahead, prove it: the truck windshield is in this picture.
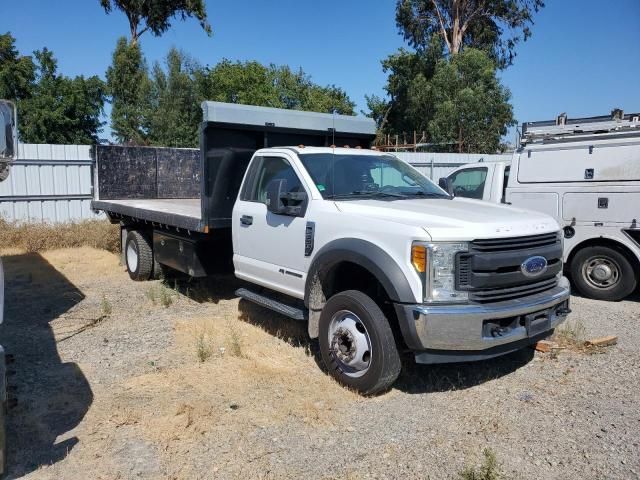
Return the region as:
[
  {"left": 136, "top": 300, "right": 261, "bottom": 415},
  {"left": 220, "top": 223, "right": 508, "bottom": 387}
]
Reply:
[{"left": 298, "top": 153, "right": 449, "bottom": 200}]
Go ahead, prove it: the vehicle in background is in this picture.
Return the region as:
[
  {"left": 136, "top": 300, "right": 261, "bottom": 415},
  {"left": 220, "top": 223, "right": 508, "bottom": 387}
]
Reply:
[
  {"left": 0, "top": 99, "right": 17, "bottom": 476},
  {"left": 442, "top": 110, "right": 640, "bottom": 301},
  {"left": 93, "top": 101, "right": 571, "bottom": 395}
]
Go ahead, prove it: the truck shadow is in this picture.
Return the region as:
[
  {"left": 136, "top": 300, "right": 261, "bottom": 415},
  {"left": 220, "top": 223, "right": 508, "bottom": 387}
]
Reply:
[
  {"left": 1, "top": 253, "right": 92, "bottom": 478},
  {"left": 235, "top": 299, "right": 534, "bottom": 394},
  {"left": 161, "top": 272, "right": 241, "bottom": 304},
  {"left": 395, "top": 349, "right": 534, "bottom": 394}
]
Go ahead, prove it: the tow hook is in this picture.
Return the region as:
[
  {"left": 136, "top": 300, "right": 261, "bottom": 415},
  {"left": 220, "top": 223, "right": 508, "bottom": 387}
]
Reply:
[{"left": 556, "top": 307, "right": 572, "bottom": 317}]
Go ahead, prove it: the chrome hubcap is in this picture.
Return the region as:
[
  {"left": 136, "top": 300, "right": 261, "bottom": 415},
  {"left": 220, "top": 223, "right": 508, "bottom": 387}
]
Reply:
[
  {"left": 328, "top": 310, "right": 372, "bottom": 378},
  {"left": 126, "top": 242, "right": 138, "bottom": 272},
  {"left": 583, "top": 256, "right": 620, "bottom": 289}
]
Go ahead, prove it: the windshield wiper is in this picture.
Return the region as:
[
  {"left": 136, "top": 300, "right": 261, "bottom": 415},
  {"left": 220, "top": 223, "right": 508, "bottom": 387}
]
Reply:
[
  {"left": 327, "top": 190, "right": 408, "bottom": 200},
  {"left": 401, "top": 191, "right": 450, "bottom": 199}
]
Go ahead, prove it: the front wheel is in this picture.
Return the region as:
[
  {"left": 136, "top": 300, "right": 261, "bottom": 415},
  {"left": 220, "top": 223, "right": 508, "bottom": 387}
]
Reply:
[
  {"left": 319, "top": 290, "right": 401, "bottom": 395},
  {"left": 570, "top": 245, "right": 638, "bottom": 301}
]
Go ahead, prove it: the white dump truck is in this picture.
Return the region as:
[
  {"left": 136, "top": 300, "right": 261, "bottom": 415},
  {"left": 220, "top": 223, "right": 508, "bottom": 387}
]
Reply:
[
  {"left": 0, "top": 99, "right": 18, "bottom": 476},
  {"left": 93, "top": 102, "right": 571, "bottom": 394},
  {"left": 441, "top": 110, "right": 640, "bottom": 301}
]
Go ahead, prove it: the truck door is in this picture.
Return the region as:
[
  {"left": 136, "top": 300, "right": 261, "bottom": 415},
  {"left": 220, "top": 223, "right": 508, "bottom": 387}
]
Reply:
[{"left": 233, "top": 154, "right": 310, "bottom": 298}]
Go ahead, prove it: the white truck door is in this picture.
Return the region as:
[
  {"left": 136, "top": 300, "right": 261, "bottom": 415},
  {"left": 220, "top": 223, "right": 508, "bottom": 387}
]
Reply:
[{"left": 233, "top": 154, "right": 310, "bottom": 298}]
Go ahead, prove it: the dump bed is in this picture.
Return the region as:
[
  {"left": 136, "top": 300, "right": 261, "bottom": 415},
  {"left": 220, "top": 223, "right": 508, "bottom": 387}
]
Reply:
[{"left": 92, "top": 102, "right": 376, "bottom": 232}]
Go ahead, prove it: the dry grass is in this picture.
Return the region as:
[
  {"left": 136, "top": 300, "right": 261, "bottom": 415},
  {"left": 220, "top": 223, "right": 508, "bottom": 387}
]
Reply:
[
  {"left": 0, "top": 218, "right": 119, "bottom": 253},
  {"left": 553, "top": 317, "right": 587, "bottom": 350},
  {"left": 459, "top": 448, "right": 503, "bottom": 480},
  {"left": 145, "top": 282, "right": 176, "bottom": 307},
  {"left": 100, "top": 295, "right": 113, "bottom": 316}
]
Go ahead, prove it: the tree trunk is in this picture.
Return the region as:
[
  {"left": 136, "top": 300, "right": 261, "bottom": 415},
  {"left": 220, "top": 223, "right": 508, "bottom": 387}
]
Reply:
[{"left": 451, "top": 0, "right": 462, "bottom": 54}]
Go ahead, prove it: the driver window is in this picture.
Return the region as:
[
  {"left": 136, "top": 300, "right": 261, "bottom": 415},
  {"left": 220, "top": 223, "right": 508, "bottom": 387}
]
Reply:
[
  {"left": 251, "top": 157, "right": 303, "bottom": 204},
  {"left": 449, "top": 167, "right": 488, "bottom": 200}
]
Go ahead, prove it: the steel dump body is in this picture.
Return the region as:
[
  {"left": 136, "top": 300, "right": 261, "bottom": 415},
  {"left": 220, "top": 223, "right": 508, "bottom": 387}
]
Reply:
[{"left": 92, "top": 102, "right": 375, "bottom": 233}]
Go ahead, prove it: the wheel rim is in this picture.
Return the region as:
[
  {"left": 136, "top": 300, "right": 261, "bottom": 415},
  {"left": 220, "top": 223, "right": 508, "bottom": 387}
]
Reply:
[
  {"left": 126, "top": 241, "right": 139, "bottom": 273},
  {"left": 582, "top": 255, "right": 621, "bottom": 290},
  {"left": 327, "top": 310, "right": 372, "bottom": 378}
]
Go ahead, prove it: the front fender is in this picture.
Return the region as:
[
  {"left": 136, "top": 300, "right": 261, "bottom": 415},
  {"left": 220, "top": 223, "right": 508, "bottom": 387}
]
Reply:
[{"left": 304, "top": 238, "right": 416, "bottom": 306}]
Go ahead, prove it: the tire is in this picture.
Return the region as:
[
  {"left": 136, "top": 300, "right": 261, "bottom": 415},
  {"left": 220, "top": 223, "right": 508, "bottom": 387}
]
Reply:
[
  {"left": 152, "top": 257, "right": 166, "bottom": 280},
  {"left": 125, "top": 230, "right": 154, "bottom": 281},
  {"left": 570, "top": 245, "right": 638, "bottom": 301},
  {"left": 319, "top": 290, "right": 401, "bottom": 395}
]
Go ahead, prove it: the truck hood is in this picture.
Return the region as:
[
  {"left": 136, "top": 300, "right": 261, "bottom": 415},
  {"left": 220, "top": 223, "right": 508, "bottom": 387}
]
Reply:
[{"left": 334, "top": 197, "right": 559, "bottom": 241}]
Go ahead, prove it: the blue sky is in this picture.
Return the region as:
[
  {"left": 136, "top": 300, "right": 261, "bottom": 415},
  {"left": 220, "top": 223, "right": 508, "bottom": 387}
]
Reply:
[{"left": 3, "top": 0, "right": 640, "bottom": 141}]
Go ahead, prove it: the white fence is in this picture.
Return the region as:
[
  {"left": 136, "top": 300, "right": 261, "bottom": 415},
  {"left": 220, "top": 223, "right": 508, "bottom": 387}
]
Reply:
[
  {"left": 0, "top": 144, "right": 100, "bottom": 223},
  {"left": 0, "top": 144, "right": 512, "bottom": 223}
]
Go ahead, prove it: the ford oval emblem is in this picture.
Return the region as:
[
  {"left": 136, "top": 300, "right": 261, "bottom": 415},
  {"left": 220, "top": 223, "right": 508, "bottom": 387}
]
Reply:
[{"left": 521, "top": 256, "right": 548, "bottom": 277}]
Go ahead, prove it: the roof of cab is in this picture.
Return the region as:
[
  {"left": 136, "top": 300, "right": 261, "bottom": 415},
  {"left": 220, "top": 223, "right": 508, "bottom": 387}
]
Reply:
[{"left": 259, "top": 146, "right": 389, "bottom": 156}]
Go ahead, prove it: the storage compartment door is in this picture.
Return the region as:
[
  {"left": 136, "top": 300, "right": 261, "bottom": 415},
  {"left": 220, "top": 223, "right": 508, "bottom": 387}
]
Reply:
[
  {"left": 507, "top": 191, "right": 560, "bottom": 218},
  {"left": 563, "top": 192, "right": 640, "bottom": 223},
  {"left": 518, "top": 144, "right": 640, "bottom": 183}
]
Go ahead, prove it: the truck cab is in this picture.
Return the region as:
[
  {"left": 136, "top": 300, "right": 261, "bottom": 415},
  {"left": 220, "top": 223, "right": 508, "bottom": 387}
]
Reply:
[
  {"left": 94, "top": 102, "right": 571, "bottom": 394},
  {"left": 443, "top": 111, "right": 640, "bottom": 301}
]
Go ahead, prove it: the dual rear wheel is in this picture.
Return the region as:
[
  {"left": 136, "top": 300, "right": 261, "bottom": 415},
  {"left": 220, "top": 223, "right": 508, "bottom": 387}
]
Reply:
[{"left": 124, "top": 230, "right": 163, "bottom": 281}]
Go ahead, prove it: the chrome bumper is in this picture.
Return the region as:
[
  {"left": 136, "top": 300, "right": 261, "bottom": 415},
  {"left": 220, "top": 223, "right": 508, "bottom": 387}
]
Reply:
[{"left": 395, "top": 276, "right": 571, "bottom": 355}]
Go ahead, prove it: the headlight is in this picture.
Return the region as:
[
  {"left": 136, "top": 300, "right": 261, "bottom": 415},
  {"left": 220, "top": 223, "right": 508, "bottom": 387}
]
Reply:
[{"left": 411, "top": 241, "right": 469, "bottom": 303}]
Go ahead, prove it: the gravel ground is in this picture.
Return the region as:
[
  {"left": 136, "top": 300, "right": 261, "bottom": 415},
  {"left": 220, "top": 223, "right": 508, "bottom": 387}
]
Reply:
[{"left": 1, "top": 247, "right": 639, "bottom": 480}]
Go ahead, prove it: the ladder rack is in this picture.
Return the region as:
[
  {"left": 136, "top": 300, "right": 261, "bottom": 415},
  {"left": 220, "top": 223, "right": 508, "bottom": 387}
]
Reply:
[{"left": 521, "top": 109, "right": 640, "bottom": 144}]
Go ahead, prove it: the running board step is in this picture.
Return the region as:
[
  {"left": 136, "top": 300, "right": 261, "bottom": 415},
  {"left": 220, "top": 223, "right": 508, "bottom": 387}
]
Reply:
[{"left": 235, "top": 288, "right": 307, "bottom": 321}]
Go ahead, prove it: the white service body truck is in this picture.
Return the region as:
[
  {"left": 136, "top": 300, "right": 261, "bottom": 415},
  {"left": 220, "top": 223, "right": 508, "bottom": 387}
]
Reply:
[
  {"left": 443, "top": 111, "right": 640, "bottom": 301},
  {"left": 93, "top": 102, "right": 571, "bottom": 394}
]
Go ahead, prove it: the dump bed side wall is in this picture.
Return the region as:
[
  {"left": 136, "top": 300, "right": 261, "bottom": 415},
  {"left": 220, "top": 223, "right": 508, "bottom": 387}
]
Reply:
[{"left": 96, "top": 145, "right": 200, "bottom": 200}]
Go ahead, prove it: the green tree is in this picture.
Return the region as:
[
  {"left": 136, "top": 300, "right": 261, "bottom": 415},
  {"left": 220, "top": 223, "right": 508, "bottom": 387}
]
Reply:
[
  {"left": 0, "top": 32, "right": 36, "bottom": 101},
  {"left": 100, "top": 0, "right": 211, "bottom": 45},
  {"left": 427, "top": 49, "right": 515, "bottom": 153},
  {"left": 106, "top": 37, "right": 150, "bottom": 144},
  {"left": 19, "top": 49, "right": 106, "bottom": 144},
  {"left": 142, "top": 56, "right": 356, "bottom": 148},
  {"left": 200, "top": 59, "right": 355, "bottom": 115},
  {"left": 396, "top": 0, "right": 544, "bottom": 68},
  {"left": 145, "top": 48, "right": 201, "bottom": 147}
]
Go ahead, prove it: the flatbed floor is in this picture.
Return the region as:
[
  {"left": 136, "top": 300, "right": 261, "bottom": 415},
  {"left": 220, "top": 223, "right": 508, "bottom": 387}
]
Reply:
[{"left": 92, "top": 198, "right": 203, "bottom": 232}]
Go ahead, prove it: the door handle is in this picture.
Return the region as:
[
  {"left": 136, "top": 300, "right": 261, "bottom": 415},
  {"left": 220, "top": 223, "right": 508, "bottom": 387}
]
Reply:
[{"left": 240, "top": 215, "right": 253, "bottom": 226}]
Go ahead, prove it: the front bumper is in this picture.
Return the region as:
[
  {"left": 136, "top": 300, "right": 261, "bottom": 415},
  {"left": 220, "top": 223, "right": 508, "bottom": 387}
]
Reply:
[{"left": 395, "top": 276, "right": 571, "bottom": 364}]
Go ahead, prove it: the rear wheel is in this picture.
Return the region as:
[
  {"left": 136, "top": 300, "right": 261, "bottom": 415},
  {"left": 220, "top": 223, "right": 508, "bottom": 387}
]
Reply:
[
  {"left": 319, "top": 290, "right": 401, "bottom": 395},
  {"left": 125, "top": 231, "right": 154, "bottom": 281},
  {"left": 570, "top": 245, "right": 637, "bottom": 301}
]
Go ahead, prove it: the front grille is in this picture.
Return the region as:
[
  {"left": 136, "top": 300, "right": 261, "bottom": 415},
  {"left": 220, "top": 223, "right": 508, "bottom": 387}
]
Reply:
[
  {"left": 458, "top": 232, "right": 562, "bottom": 303},
  {"left": 469, "top": 277, "right": 558, "bottom": 303},
  {"left": 469, "top": 232, "right": 559, "bottom": 252}
]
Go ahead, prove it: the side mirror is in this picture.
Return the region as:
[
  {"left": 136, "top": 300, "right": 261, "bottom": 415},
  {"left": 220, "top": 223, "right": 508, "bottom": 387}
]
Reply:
[
  {"left": 438, "top": 177, "right": 454, "bottom": 197},
  {"left": 0, "top": 100, "right": 17, "bottom": 182},
  {"left": 266, "top": 179, "right": 307, "bottom": 217}
]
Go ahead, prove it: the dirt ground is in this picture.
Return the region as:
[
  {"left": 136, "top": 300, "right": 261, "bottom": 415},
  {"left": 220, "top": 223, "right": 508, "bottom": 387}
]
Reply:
[{"left": 1, "top": 247, "right": 639, "bottom": 479}]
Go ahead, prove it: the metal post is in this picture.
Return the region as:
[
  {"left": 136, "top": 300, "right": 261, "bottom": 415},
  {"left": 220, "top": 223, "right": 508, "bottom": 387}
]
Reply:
[{"left": 430, "top": 158, "right": 434, "bottom": 180}]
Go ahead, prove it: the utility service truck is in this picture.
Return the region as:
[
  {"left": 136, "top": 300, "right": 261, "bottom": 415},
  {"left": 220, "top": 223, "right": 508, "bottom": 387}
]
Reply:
[
  {"left": 0, "top": 99, "right": 18, "bottom": 476},
  {"left": 442, "top": 110, "right": 640, "bottom": 302},
  {"left": 93, "top": 102, "right": 571, "bottom": 394}
]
